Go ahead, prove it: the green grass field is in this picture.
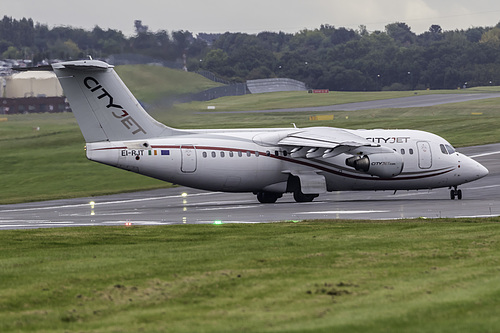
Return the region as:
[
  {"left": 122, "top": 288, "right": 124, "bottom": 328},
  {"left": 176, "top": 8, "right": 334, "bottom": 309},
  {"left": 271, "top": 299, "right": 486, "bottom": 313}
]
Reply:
[
  {"left": 115, "top": 65, "right": 224, "bottom": 101},
  {"left": 1, "top": 219, "right": 499, "bottom": 332},
  {"left": 158, "top": 92, "right": 500, "bottom": 147}
]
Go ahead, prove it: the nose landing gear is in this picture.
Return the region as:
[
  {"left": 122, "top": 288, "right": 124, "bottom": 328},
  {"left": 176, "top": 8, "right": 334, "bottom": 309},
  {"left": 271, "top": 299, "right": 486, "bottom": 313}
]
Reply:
[{"left": 450, "top": 186, "right": 462, "bottom": 200}]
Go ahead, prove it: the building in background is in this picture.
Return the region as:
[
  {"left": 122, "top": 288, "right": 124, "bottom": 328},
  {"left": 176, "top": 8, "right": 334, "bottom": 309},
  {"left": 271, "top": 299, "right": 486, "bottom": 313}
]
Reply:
[{"left": 1, "top": 69, "right": 70, "bottom": 114}]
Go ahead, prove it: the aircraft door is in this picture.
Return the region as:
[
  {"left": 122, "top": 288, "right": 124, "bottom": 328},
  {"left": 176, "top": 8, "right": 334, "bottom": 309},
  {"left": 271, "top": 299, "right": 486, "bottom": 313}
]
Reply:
[
  {"left": 180, "top": 145, "right": 197, "bottom": 173},
  {"left": 417, "top": 141, "right": 432, "bottom": 169}
]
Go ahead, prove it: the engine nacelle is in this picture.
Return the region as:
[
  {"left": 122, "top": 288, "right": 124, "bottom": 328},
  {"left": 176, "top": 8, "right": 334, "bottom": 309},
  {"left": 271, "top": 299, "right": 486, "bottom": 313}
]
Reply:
[{"left": 345, "top": 153, "right": 404, "bottom": 178}]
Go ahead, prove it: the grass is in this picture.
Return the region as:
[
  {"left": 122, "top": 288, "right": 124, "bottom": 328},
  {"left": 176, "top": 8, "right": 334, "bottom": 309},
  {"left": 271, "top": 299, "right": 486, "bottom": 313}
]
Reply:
[
  {"left": 115, "top": 65, "right": 223, "bottom": 101},
  {"left": 0, "top": 219, "right": 499, "bottom": 332},
  {"left": 164, "top": 86, "right": 500, "bottom": 112},
  {"left": 155, "top": 92, "right": 500, "bottom": 147},
  {"left": 0, "top": 114, "right": 168, "bottom": 204}
]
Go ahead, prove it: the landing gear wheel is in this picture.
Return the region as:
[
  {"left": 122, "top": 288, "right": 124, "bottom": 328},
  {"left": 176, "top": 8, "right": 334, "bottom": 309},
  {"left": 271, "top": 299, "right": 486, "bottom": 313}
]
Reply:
[
  {"left": 256, "top": 191, "right": 281, "bottom": 204},
  {"left": 450, "top": 187, "right": 462, "bottom": 200},
  {"left": 293, "top": 191, "right": 318, "bottom": 203}
]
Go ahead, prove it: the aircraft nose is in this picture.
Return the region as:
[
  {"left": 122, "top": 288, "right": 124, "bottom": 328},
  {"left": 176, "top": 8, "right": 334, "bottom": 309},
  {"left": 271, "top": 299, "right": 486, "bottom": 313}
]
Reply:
[
  {"left": 463, "top": 156, "right": 488, "bottom": 181},
  {"left": 476, "top": 162, "right": 489, "bottom": 179}
]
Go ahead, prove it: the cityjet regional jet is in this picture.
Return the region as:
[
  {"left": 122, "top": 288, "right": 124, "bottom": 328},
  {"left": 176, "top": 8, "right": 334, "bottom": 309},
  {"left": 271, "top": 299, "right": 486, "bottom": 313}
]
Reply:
[{"left": 52, "top": 60, "right": 488, "bottom": 203}]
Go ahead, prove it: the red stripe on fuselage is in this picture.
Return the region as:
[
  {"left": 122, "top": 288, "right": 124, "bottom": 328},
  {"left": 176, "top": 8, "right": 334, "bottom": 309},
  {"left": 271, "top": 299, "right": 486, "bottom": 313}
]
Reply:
[{"left": 90, "top": 145, "right": 455, "bottom": 181}]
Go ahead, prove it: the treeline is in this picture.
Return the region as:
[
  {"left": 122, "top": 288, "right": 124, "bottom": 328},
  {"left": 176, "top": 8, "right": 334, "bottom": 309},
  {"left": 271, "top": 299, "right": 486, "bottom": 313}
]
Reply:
[
  {"left": 2, "top": 15, "right": 500, "bottom": 91},
  {"left": 0, "top": 17, "right": 199, "bottom": 66},
  {"left": 203, "top": 23, "right": 500, "bottom": 91}
]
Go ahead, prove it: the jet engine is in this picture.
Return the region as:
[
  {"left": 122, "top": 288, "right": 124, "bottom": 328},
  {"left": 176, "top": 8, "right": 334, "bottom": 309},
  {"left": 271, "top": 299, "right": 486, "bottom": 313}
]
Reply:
[{"left": 346, "top": 153, "right": 404, "bottom": 178}]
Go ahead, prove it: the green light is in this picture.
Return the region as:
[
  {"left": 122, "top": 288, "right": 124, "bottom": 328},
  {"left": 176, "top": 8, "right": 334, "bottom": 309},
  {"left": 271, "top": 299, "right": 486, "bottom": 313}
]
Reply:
[{"left": 213, "top": 220, "right": 223, "bottom": 225}]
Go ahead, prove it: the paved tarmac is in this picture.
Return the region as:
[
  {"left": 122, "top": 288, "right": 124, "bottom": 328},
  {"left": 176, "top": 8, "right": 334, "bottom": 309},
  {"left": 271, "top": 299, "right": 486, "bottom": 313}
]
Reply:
[
  {"left": 204, "top": 93, "right": 500, "bottom": 114},
  {"left": 1, "top": 143, "right": 499, "bottom": 230}
]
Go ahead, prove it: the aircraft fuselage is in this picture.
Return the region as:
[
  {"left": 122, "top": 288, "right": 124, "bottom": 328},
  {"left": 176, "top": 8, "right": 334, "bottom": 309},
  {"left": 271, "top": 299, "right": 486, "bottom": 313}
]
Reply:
[{"left": 87, "top": 128, "right": 487, "bottom": 194}]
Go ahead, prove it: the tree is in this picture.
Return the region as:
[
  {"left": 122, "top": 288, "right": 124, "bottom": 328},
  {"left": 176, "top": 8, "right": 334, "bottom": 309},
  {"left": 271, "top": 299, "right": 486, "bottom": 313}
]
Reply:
[
  {"left": 134, "top": 20, "right": 148, "bottom": 34},
  {"left": 480, "top": 27, "right": 500, "bottom": 47},
  {"left": 2, "top": 45, "right": 21, "bottom": 59},
  {"left": 203, "top": 49, "right": 232, "bottom": 77},
  {"left": 429, "top": 24, "right": 442, "bottom": 34},
  {"left": 385, "top": 22, "right": 416, "bottom": 45}
]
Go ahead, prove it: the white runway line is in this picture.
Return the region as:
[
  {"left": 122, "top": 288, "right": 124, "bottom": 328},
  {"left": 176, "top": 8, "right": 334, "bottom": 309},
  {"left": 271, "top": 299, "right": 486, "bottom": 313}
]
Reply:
[
  {"left": 0, "top": 192, "right": 218, "bottom": 213},
  {"left": 469, "top": 151, "right": 500, "bottom": 158},
  {"left": 295, "top": 210, "right": 389, "bottom": 214}
]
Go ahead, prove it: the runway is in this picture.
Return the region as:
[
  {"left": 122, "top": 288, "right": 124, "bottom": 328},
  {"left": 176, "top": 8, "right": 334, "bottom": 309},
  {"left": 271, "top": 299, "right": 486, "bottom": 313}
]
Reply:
[
  {"left": 1, "top": 143, "right": 499, "bottom": 230},
  {"left": 204, "top": 93, "right": 500, "bottom": 114}
]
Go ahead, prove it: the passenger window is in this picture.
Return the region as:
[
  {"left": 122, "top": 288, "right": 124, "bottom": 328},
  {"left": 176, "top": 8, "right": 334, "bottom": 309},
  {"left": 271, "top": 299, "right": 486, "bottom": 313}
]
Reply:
[
  {"left": 409, "top": 148, "right": 414, "bottom": 155},
  {"left": 440, "top": 144, "right": 448, "bottom": 154},
  {"left": 283, "top": 150, "right": 288, "bottom": 156},
  {"left": 238, "top": 151, "right": 243, "bottom": 157},
  {"left": 229, "top": 151, "right": 234, "bottom": 157},
  {"left": 255, "top": 151, "right": 259, "bottom": 157},
  {"left": 246, "top": 151, "right": 251, "bottom": 157},
  {"left": 211, "top": 151, "right": 216, "bottom": 158},
  {"left": 266, "top": 151, "right": 271, "bottom": 156},
  {"left": 202, "top": 152, "right": 207, "bottom": 158},
  {"left": 275, "top": 150, "right": 279, "bottom": 156},
  {"left": 401, "top": 149, "right": 405, "bottom": 155},
  {"left": 220, "top": 152, "right": 225, "bottom": 158}
]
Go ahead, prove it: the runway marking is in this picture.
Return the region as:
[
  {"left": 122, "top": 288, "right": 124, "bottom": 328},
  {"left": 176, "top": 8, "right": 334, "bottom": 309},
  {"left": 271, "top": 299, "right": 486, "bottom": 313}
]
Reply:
[
  {"left": 103, "top": 221, "right": 169, "bottom": 225},
  {"left": 186, "top": 200, "right": 255, "bottom": 207},
  {"left": 33, "top": 221, "right": 74, "bottom": 224},
  {"left": 295, "top": 210, "right": 389, "bottom": 214},
  {"left": 59, "top": 212, "right": 142, "bottom": 217},
  {"left": 454, "top": 214, "right": 500, "bottom": 218},
  {"left": 0, "top": 225, "right": 31, "bottom": 228},
  {"left": 100, "top": 220, "right": 263, "bottom": 225},
  {"left": 0, "top": 220, "right": 54, "bottom": 224},
  {"left": 0, "top": 192, "right": 217, "bottom": 213},
  {"left": 469, "top": 151, "right": 500, "bottom": 158},
  {"left": 197, "top": 205, "right": 257, "bottom": 211},
  {"left": 385, "top": 191, "right": 433, "bottom": 197},
  {"left": 465, "top": 184, "right": 500, "bottom": 190}
]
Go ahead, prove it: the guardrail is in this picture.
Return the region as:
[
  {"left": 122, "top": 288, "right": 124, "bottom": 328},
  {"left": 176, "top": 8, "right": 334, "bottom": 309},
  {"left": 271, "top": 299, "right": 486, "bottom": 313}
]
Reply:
[{"left": 247, "top": 78, "right": 306, "bottom": 94}]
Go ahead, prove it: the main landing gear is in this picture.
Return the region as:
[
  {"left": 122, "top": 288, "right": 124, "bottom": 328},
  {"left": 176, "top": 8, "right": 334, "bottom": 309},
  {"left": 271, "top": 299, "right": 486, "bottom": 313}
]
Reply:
[
  {"left": 255, "top": 190, "right": 319, "bottom": 203},
  {"left": 256, "top": 191, "right": 282, "bottom": 203},
  {"left": 293, "top": 190, "right": 318, "bottom": 203},
  {"left": 256, "top": 175, "right": 322, "bottom": 203},
  {"left": 450, "top": 186, "right": 462, "bottom": 200}
]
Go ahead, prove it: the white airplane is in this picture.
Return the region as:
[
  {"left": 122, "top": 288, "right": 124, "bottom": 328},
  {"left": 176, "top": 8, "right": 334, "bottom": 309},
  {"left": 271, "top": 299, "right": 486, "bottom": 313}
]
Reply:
[{"left": 52, "top": 60, "right": 488, "bottom": 203}]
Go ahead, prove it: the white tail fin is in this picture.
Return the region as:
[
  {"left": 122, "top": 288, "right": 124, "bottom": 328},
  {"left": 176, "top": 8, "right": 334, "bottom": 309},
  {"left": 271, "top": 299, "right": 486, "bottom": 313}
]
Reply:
[{"left": 53, "top": 60, "right": 175, "bottom": 142}]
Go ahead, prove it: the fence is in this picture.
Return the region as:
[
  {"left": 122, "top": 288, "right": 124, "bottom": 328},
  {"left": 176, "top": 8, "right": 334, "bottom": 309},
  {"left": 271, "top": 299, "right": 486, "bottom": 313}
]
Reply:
[
  {"left": 152, "top": 83, "right": 248, "bottom": 108},
  {"left": 247, "top": 78, "right": 306, "bottom": 94}
]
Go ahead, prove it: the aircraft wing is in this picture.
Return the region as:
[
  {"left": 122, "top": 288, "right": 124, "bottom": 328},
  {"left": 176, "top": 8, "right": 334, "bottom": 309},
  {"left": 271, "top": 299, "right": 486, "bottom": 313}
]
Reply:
[{"left": 277, "top": 127, "right": 393, "bottom": 158}]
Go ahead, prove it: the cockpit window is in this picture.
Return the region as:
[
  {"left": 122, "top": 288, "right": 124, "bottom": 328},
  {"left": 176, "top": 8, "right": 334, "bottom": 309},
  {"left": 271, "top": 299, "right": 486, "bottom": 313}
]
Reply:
[
  {"left": 440, "top": 144, "right": 448, "bottom": 154},
  {"left": 445, "top": 145, "right": 456, "bottom": 154}
]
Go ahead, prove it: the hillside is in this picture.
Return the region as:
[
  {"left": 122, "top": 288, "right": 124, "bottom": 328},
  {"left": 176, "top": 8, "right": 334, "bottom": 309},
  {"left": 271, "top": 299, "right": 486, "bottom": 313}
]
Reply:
[{"left": 115, "top": 65, "right": 223, "bottom": 102}]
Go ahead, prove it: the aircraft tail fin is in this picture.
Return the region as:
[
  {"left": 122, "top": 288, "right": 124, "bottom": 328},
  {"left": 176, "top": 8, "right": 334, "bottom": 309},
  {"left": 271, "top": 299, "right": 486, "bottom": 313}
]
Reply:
[{"left": 52, "top": 60, "right": 175, "bottom": 143}]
